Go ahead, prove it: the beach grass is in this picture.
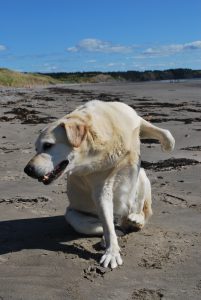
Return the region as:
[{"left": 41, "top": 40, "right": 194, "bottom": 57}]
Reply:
[{"left": 0, "top": 68, "right": 59, "bottom": 87}]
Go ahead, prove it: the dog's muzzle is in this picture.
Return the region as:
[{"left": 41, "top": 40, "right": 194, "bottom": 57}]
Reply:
[
  {"left": 24, "top": 160, "right": 69, "bottom": 185},
  {"left": 24, "top": 164, "right": 38, "bottom": 179}
]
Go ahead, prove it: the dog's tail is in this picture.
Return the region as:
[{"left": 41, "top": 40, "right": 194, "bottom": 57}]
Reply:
[
  {"left": 139, "top": 117, "right": 175, "bottom": 152},
  {"left": 65, "top": 208, "right": 103, "bottom": 236}
]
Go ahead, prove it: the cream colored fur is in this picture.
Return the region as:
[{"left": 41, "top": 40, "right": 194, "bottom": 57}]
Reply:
[{"left": 25, "top": 100, "right": 175, "bottom": 269}]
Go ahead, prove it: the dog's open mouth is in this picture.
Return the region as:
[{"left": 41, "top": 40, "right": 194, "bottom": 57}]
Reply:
[{"left": 38, "top": 160, "right": 69, "bottom": 185}]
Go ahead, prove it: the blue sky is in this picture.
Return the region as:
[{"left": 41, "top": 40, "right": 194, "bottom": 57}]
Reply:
[{"left": 0, "top": 0, "right": 201, "bottom": 72}]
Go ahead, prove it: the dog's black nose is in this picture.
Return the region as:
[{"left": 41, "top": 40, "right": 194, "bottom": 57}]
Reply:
[{"left": 24, "top": 164, "right": 35, "bottom": 177}]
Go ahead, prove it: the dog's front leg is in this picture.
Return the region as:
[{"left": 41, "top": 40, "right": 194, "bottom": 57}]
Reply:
[{"left": 92, "top": 179, "right": 123, "bottom": 269}]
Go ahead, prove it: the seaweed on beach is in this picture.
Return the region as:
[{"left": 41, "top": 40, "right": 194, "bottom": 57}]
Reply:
[
  {"left": 4, "top": 107, "right": 56, "bottom": 124},
  {"left": 141, "top": 158, "right": 200, "bottom": 171}
]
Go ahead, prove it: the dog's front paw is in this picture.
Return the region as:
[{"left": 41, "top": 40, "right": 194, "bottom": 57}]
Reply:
[{"left": 100, "top": 246, "right": 123, "bottom": 269}]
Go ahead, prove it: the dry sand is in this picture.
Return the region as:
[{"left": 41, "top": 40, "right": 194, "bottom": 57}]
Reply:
[{"left": 0, "top": 80, "right": 201, "bottom": 300}]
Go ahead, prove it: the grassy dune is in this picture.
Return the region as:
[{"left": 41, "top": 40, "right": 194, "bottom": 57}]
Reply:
[
  {"left": 0, "top": 68, "right": 115, "bottom": 87},
  {"left": 0, "top": 68, "right": 59, "bottom": 87},
  {"left": 1, "top": 68, "right": 201, "bottom": 87}
]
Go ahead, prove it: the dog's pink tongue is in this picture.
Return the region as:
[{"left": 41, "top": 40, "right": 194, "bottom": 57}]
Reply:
[{"left": 42, "top": 175, "right": 49, "bottom": 183}]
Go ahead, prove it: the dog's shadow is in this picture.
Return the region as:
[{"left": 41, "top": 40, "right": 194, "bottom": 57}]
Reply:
[{"left": 0, "top": 216, "right": 101, "bottom": 262}]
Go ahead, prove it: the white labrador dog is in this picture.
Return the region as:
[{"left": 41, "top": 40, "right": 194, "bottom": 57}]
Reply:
[{"left": 24, "top": 100, "right": 175, "bottom": 269}]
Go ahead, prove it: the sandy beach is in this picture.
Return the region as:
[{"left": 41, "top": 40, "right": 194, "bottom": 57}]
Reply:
[{"left": 0, "top": 80, "right": 201, "bottom": 300}]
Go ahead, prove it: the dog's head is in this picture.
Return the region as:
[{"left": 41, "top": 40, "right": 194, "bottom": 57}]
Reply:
[{"left": 24, "top": 119, "right": 87, "bottom": 185}]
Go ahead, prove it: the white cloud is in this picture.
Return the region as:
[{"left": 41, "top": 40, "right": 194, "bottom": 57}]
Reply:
[
  {"left": 67, "top": 38, "right": 133, "bottom": 54},
  {"left": 31, "top": 63, "right": 59, "bottom": 72},
  {"left": 0, "top": 44, "right": 6, "bottom": 51},
  {"left": 143, "top": 40, "right": 201, "bottom": 57},
  {"left": 107, "top": 62, "right": 126, "bottom": 67},
  {"left": 86, "top": 59, "right": 97, "bottom": 63},
  {"left": 184, "top": 40, "right": 201, "bottom": 50}
]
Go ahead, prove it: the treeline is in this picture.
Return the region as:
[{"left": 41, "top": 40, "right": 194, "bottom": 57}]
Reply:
[
  {"left": 110, "top": 68, "right": 201, "bottom": 81},
  {"left": 43, "top": 68, "right": 201, "bottom": 83}
]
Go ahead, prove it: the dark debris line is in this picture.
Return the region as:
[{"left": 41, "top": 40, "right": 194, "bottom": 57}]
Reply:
[
  {"left": 3, "top": 107, "right": 56, "bottom": 124},
  {"left": 141, "top": 158, "right": 200, "bottom": 171}
]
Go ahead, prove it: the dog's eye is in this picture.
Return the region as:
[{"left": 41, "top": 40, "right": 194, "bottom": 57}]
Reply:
[{"left": 43, "top": 143, "right": 53, "bottom": 151}]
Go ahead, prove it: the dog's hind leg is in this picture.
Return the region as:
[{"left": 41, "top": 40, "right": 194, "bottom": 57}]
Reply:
[
  {"left": 121, "top": 168, "right": 152, "bottom": 231},
  {"left": 140, "top": 117, "right": 175, "bottom": 152},
  {"left": 65, "top": 208, "right": 103, "bottom": 236}
]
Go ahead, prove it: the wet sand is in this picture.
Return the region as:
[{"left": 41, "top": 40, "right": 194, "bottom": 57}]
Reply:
[{"left": 0, "top": 80, "right": 201, "bottom": 299}]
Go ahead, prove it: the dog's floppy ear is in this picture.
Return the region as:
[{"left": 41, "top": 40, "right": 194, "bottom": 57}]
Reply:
[{"left": 61, "top": 122, "right": 87, "bottom": 147}]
